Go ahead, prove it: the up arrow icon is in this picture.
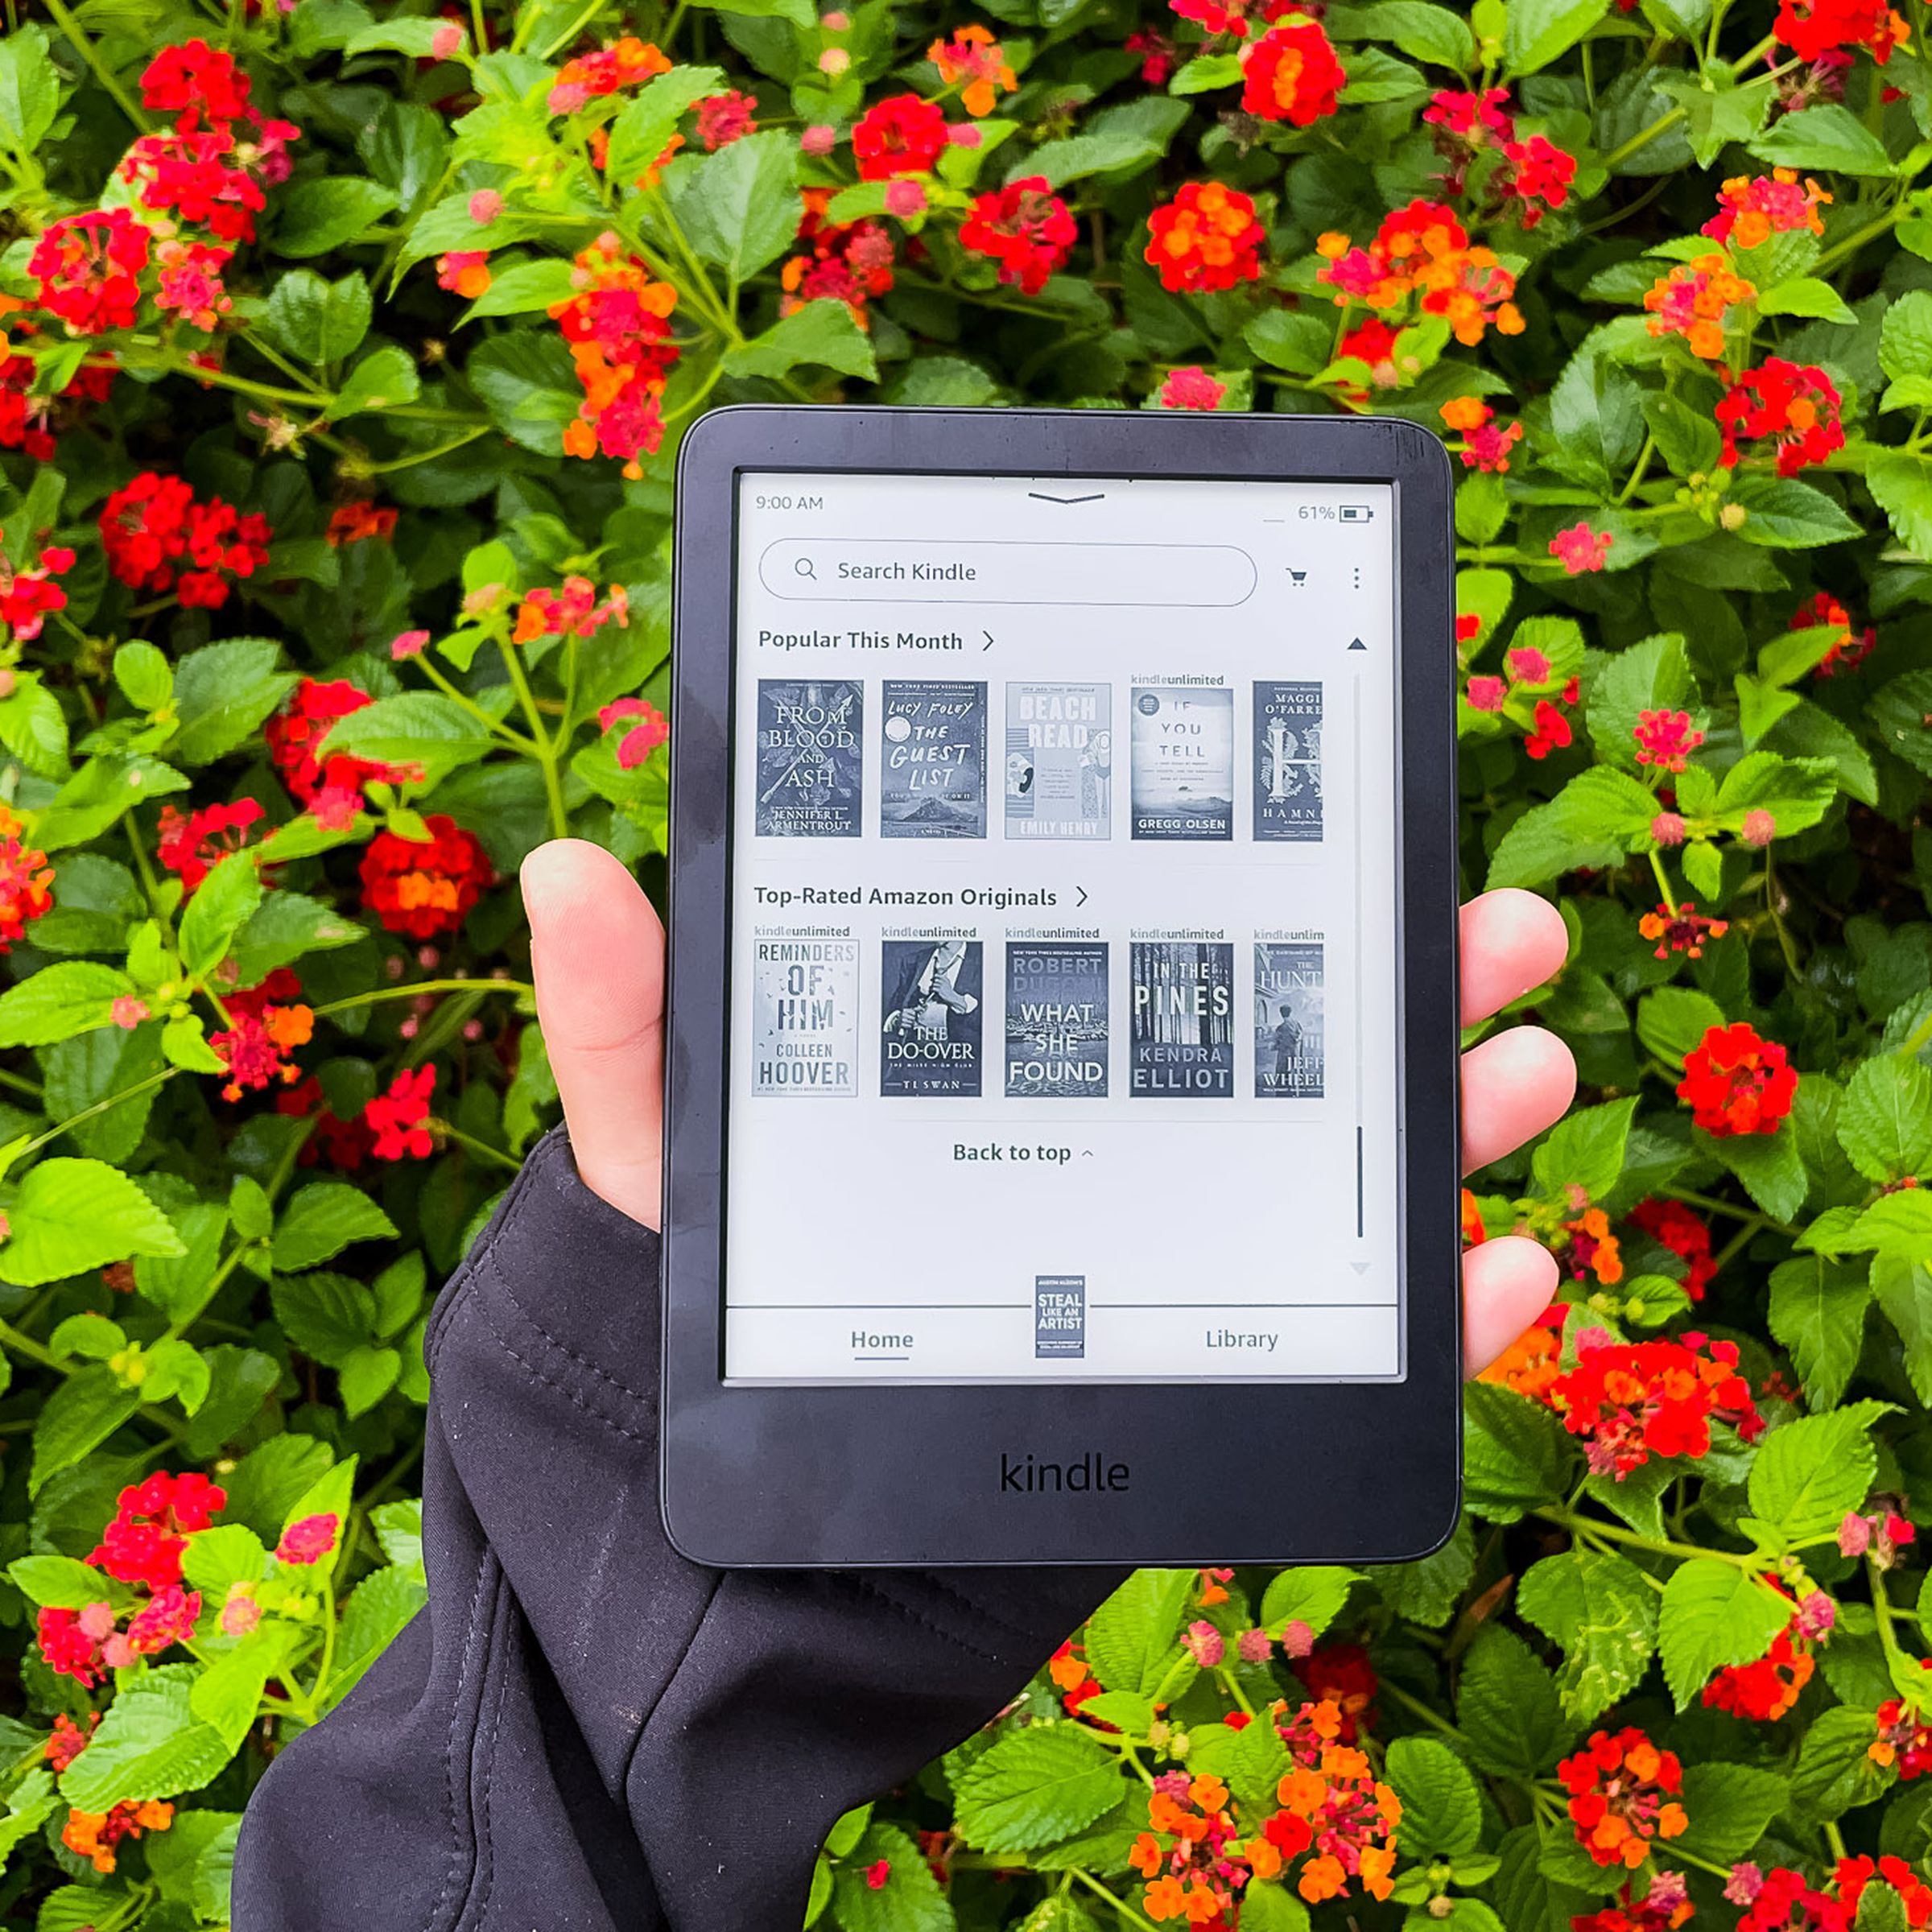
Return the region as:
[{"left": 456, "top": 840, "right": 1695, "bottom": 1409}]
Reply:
[{"left": 1347, "top": 637, "right": 1368, "bottom": 651}]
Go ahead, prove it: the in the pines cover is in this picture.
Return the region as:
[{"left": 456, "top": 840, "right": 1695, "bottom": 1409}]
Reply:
[{"left": 1129, "top": 941, "right": 1234, "bottom": 1096}]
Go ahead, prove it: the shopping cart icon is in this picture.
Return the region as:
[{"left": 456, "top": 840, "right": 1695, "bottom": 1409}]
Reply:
[{"left": 1287, "top": 568, "right": 1308, "bottom": 586}]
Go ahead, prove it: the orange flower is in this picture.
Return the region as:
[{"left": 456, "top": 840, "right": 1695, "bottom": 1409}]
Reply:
[
  {"left": 1187, "top": 1773, "right": 1228, "bottom": 1813},
  {"left": 1643, "top": 251, "right": 1754, "bottom": 361},
  {"left": 1298, "top": 1852, "right": 1346, "bottom": 1901},
  {"left": 1142, "top": 1875, "right": 1188, "bottom": 1921},
  {"left": 928, "top": 24, "right": 1016, "bottom": 115},
  {"left": 1130, "top": 1831, "right": 1164, "bottom": 1876}
]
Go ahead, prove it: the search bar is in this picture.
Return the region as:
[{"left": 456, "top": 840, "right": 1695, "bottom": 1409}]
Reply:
[{"left": 758, "top": 539, "right": 1257, "bottom": 608}]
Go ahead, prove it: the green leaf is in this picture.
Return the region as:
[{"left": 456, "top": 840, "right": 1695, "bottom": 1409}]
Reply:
[
  {"left": 228, "top": 891, "right": 364, "bottom": 987},
  {"left": 605, "top": 64, "right": 725, "bottom": 186},
  {"left": 1793, "top": 1703, "right": 1897, "bottom": 1821},
  {"left": 1586, "top": 632, "right": 1692, "bottom": 768},
  {"left": 192, "top": 1625, "right": 288, "bottom": 1748},
  {"left": 1015, "top": 96, "right": 1190, "bottom": 189},
  {"left": 29, "top": 852, "right": 141, "bottom": 956},
  {"left": 178, "top": 848, "right": 264, "bottom": 977},
  {"left": 1657, "top": 1559, "right": 1794, "bottom": 1708},
  {"left": 1759, "top": 276, "right": 1857, "bottom": 324},
  {"left": 1377, "top": 1519, "right": 1475, "bottom": 1627},
  {"left": 1636, "top": 987, "right": 1726, "bottom": 1068},
  {"left": 1170, "top": 52, "right": 1244, "bottom": 92},
  {"left": 339, "top": 1343, "right": 402, "bottom": 1416},
  {"left": 0, "top": 26, "right": 59, "bottom": 155},
  {"left": 1711, "top": 749, "right": 1839, "bottom": 837},
  {"left": 273, "top": 176, "right": 400, "bottom": 257},
  {"left": 344, "top": 14, "right": 458, "bottom": 54},
  {"left": 1767, "top": 1255, "right": 1870, "bottom": 1410},
  {"left": 1257, "top": 1567, "right": 1358, "bottom": 1642},
  {"left": 831, "top": 1822, "right": 955, "bottom": 1932},
  {"left": 58, "top": 1671, "right": 232, "bottom": 1810},
  {"left": 0, "top": 672, "right": 68, "bottom": 778},
  {"left": 952, "top": 1726, "right": 1124, "bottom": 1853},
  {"left": 1531, "top": 1096, "right": 1638, "bottom": 1202},
  {"left": 1702, "top": 1125, "right": 1808, "bottom": 1223},
  {"left": 273, "top": 1183, "right": 398, "bottom": 1271},
  {"left": 1517, "top": 1549, "right": 1659, "bottom": 1723},
  {"left": 263, "top": 269, "right": 372, "bottom": 367},
  {"left": 1873, "top": 1256, "right": 1932, "bottom": 1406},
  {"left": 182, "top": 1523, "right": 270, "bottom": 1600},
  {"left": 331, "top": 345, "right": 423, "bottom": 416},
  {"left": 1750, "top": 102, "right": 1897, "bottom": 175},
  {"left": 29, "top": 1365, "right": 141, "bottom": 1492},
  {"left": 725, "top": 299, "right": 878, "bottom": 382},
  {"left": 1882, "top": 290, "right": 1932, "bottom": 382},
  {"left": 1868, "top": 669, "right": 1932, "bottom": 775},
  {"left": 1503, "top": 0, "right": 1606, "bottom": 73},
  {"left": 663, "top": 130, "right": 800, "bottom": 281},
  {"left": 1455, "top": 1624, "right": 1573, "bottom": 1779},
  {"left": 328, "top": 1563, "right": 427, "bottom": 1701},
  {"left": 1841, "top": 1056, "right": 1932, "bottom": 1181},
  {"left": 6, "top": 1552, "right": 123, "bottom": 1609},
  {"left": 1748, "top": 1401, "right": 1890, "bottom": 1545},
  {"left": 0, "top": 960, "right": 132, "bottom": 1046},
  {"left": 1084, "top": 1569, "right": 1192, "bottom": 1695},
  {"left": 1385, "top": 1736, "right": 1483, "bottom": 1856},
  {"left": 458, "top": 257, "right": 579, "bottom": 321},
  {"left": 1673, "top": 1761, "right": 1788, "bottom": 1865},
  {"left": 167, "top": 638, "right": 296, "bottom": 768},
  {"left": 1464, "top": 1381, "right": 1575, "bottom": 1524},
  {"left": 1486, "top": 767, "right": 1660, "bottom": 890},
  {"left": 270, "top": 1272, "right": 376, "bottom": 1368},
  {"left": 1327, "top": 1, "right": 1474, "bottom": 68},
  {"left": 467, "top": 330, "right": 582, "bottom": 457},
  {"left": 32, "top": 754, "right": 190, "bottom": 852},
  {"left": 320, "top": 691, "right": 498, "bottom": 778},
  {"left": 0, "top": 1157, "right": 185, "bottom": 1286},
  {"left": 1732, "top": 476, "right": 1864, "bottom": 548}
]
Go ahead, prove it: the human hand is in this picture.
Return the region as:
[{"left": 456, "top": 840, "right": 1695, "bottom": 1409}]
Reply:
[{"left": 520, "top": 841, "right": 1575, "bottom": 1376}]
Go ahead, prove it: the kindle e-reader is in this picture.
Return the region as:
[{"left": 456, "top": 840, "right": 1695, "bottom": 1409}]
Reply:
[{"left": 661, "top": 406, "right": 1459, "bottom": 1567}]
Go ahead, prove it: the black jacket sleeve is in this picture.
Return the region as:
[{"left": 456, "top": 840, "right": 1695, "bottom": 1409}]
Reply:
[{"left": 232, "top": 1128, "right": 1118, "bottom": 1931}]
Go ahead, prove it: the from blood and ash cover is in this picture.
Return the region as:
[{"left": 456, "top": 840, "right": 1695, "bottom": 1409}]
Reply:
[
  {"left": 880, "top": 679, "right": 987, "bottom": 838},
  {"left": 1129, "top": 685, "right": 1234, "bottom": 840},
  {"left": 880, "top": 939, "right": 983, "bottom": 1096},
  {"left": 751, "top": 932, "right": 858, "bottom": 1096},
  {"left": 1253, "top": 680, "right": 1323, "bottom": 843},
  {"left": 753, "top": 679, "right": 862, "bottom": 836},
  {"left": 1129, "top": 940, "right": 1234, "bottom": 1097},
  {"left": 1005, "top": 683, "right": 1111, "bottom": 840},
  {"left": 1253, "top": 939, "right": 1325, "bottom": 1099},
  {"left": 1005, "top": 941, "right": 1108, "bottom": 1097}
]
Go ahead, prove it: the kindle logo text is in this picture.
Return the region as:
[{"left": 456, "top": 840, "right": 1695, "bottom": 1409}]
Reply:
[{"left": 1000, "top": 1452, "right": 1129, "bottom": 1494}]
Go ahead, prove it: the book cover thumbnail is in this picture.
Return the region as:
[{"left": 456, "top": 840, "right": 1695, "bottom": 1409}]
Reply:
[
  {"left": 1005, "top": 942, "right": 1108, "bottom": 1097},
  {"left": 1130, "top": 942, "right": 1234, "bottom": 1097},
  {"left": 752, "top": 936, "right": 858, "bottom": 1096},
  {"left": 1129, "top": 687, "right": 1233, "bottom": 840},
  {"left": 1253, "top": 942, "right": 1326, "bottom": 1098},
  {"left": 881, "top": 679, "right": 986, "bottom": 838},
  {"left": 754, "top": 679, "right": 862, "bottom": 836},
  {"left": 1005, "top": 683, "right": 1111, "bottom": 840},
  {"left": 1254, "top": 681, "right": 1323, "bottom": 843},
  {"left": 881, "top": 939, "right": 982, "bottom": 1096}
]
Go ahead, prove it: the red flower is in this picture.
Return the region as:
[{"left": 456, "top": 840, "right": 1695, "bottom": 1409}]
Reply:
[
  {"left": 1717, "top": 359, "right": 1845, "bottom": 476},
  {"left": 1627, "top": 1197, "right": 1717, "bottom": 1299},
  {"left": 598, "top": 696, "right": 671, "bottom": 770},
  {"left": 782, "top": 190, "right": 897, "bottom": 324},
  {"left": 1525, "top": 699, "right": 1572, "bottom": 760},
  {"left": 1633, "top": 708, "right": 1703, "bottom": 772},
  {"left": 959, "top": 177, "right": 1077, "bottom": 295},
  {"left": 1158, "top": 366, "right": 1227, "bottom": 411},
  {"left": 1170, "top": 0, "right": 1293, "bottom": 38},
  {"left": 437, "top": 250, "right": 492, "bottom": 299},
  {"left": 1125, "top": 28, "right": 1178, "bottom": 80},
  {"left": 1638, "top": 899, "right": 1728, "bottom": 960},
  {"left": 28, "top": 210, "right": 151, "bottom": 336},
  {"left": 99, "top": 471, "right": 272, "bottom": 608},
  {"left": 1439, "top": 396, "right": 1523, "bottom": 472},
  {"left": 1836, "top": 1856, "right": 1932, "bottom": 1929},
  {"left": 1775, "top": 0, "right": 1909, "bottom": 63},
  {"left": 63, "top": 1799, "right": 175, "bottom": 1876},
  {"left": 0, "top": 805, "right": 54, "bottom": 951},
  {"left": 361, "top": 815, "right": 491, "bottom": 938},
  {"left": 1145, "top": 182, "right": 1265, "bottom": 295},
  {"left": 326, "top": 502, "right": 396, "bottom": 545},
  {"left": 126, "top": 1583, "right": 200, "bottom": 1656},
  {"left": 511, "top": 577, "right": 630, "bottom": 644},
  {"left": 1240, "top": 20, "right": 1346, "bottom": 126},
  {"left": 90, "top": 1471, "right": 227, "bottom": 1589},
  {"left": 1499, "top": 134, "right": 1577, "bottom": 226},
  {"left": 547, "top": 36, "right": 671, "bottom": 114},
  {"left": 156, "top": 798, "right": 263, "bottom": 892},
  {"left": 1423, "top": 88, "right": 1514, "bottom": 145},
  {"left": 1678, "top": 1022, "right": 1798, "bottom": 1136},
  {"left": 366, "top": 1065, "right": 436, "bottom": 1160},
  {"left": 1287, "top": 1644, "right": 1377, "bottom": 1741},
  {"left": 1705, "top": 170, "right": 1831, "bottom": 249},
  {"left": 696, "top": 91, "right": 758, "bottom": 150},
  {"left": 266, "top": 677, "right": 414, "bottom": 818},
  {"left": 38, "top": 1604, "right": 114, "bottom": 1686},
  {"left": 1547, "top": 1327, "right": 1765, "bottom": 1477},
  {"left": 550, "top": 232, "right": 680, "bottom": 475},
  {"left": 1558, "top": 1728, "right": 1689, "bottom": 1868},
  {"left": 275, "top": 1513, "right": 340, "bottom": 1565},
  {"left": 852, "top": 93, "right": 949, "bottom": 180},
  {"left": 0, "top": 530, "right": 75, "bottom": 642},
  {"left": 864, "top": 1860, "right": 891, "bottom": 1890},
  {"left": 1550, "top": 521, "right": 1612, "bottom": 574},
  {"left": 212, "top": 994, "right": 314, "bottom": 1104},
  {"left": 1704, "top": 1612, "right": 1814, "bottom": 1722}
]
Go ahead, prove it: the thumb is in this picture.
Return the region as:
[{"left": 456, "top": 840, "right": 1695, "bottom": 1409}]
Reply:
[{"left": 520, "top": 839, "right": 665, "bottom": 1229}]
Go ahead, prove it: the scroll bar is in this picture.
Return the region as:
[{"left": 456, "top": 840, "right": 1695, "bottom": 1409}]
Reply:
[{"left": 1352, "top": 671, "right": 1364, "bottom": 1241}]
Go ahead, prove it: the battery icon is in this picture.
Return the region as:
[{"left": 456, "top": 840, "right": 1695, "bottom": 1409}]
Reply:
[{"left": 1339, "top": 504, "right": 1373, "bottom": 522}]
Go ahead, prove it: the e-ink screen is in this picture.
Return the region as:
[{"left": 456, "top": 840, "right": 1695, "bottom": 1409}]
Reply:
[{"left": 723, "top": 473, "right": 1400, "bottom": 1383}]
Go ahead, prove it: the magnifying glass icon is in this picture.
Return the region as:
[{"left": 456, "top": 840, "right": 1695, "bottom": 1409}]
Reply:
[{"left": 795, "top": 557, "right": 816, "bottom": 580}]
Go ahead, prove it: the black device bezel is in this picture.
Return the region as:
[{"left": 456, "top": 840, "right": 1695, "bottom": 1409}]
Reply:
[{"left": 661, "top": 404, "right": 1459, "bottom": 1569}]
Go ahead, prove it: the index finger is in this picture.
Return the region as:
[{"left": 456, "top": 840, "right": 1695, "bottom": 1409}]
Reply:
[{"left": 1460, "top": 888, "right": 1568, "bottom": 1029}]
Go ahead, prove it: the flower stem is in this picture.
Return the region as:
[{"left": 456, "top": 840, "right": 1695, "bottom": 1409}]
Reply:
[
  {"left": 41, "top": 0, "right": 150, "bottom": 130},
  {"left": 1068, "top": 1868, "right": 1159, "bottom": 1932},
  {"left": 495, "top": 637, "right": 572, "bottom": 840},
  {"left": 309, "top": 978, "right": 534, "bottom": 1019},
  {"left": 435, "top": 1120, "right": 521, "bottom": 1171}
]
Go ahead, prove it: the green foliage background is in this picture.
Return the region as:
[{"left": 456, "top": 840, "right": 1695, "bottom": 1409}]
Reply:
[{"left": 0, "top": 0, "right": 1928, "bottom": 1925}]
